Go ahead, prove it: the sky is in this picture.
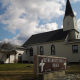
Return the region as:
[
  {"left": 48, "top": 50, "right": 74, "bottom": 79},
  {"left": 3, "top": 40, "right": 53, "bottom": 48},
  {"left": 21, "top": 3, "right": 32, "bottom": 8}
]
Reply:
[{"left": 0, "top": 0, "right": 80, "bottom": 45}]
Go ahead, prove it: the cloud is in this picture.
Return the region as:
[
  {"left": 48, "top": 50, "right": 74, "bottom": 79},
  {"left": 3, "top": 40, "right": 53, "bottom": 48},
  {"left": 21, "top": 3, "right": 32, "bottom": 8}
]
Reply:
[
  {"left": 3, "top": 22, "right": 58, "bottom": 45},
  {"left": 0, "top": 0, "right": 65, "bottom": 20},
  {"left": 70, "top": 0, "right": 80, "bottom": 3},
  {"left": 0, "top": 0, "right": 66, "bottom": 45},
  {"left": 73, "top": 10, "right": 77, "bottom": 16},
  {"left": 34, "top": 22, "right": 58, "bottom": 33},
  {"left": 61, "top": 25, "right": 63, "bottom": 28}
]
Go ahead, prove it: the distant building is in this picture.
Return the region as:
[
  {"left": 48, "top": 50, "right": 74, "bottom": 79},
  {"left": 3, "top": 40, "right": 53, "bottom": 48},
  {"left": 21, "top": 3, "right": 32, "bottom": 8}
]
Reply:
[
  {"left": 0, "top": 43, "right": 26, "bottom": 63},
  {"left": 23, "top": 0, "right": 80, "bottom": 63}
]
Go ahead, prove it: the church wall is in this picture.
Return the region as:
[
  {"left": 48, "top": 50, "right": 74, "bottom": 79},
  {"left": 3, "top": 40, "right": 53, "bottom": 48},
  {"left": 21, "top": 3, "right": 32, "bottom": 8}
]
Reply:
[
  {"left": 68, "top": 31, "right": 76, "bottom": 40},
  {"left": 55, "top": 42, "right": 80, "bottom": 62},
  {"left": 26, "top": 41, "right": 80, "bottom": 63},
  {"left": 68, "top": 31, "right": 79, "bottom": 40},
  {"left": 15, "top": 49, "right": 32, "bottom": 63},
  {"left": 22, "top": 50, "right": 30, "bottom": 62},
  {"left": 27, "top": 46, "right": 39, "bottom": 62},
  {"left": 64, "top": 43, "right": 80, "bottom": 62},
  {"left": 63, "top": 16, "right": 77, "bottom": 31},
  {"left": 75, "top": 31, "right": 79, "bottom": 39},
  {"left": 73, "top": 17, "right": 78, "bottom": 31},
  {"left": 16, "top": 50, "right": 25, "bottom": 61},
  {"left": 26, "top": 41, "right": 66, "bottom": 62},
  {"left": 10, "top": 53, "right": 15, "bottom": 63}
]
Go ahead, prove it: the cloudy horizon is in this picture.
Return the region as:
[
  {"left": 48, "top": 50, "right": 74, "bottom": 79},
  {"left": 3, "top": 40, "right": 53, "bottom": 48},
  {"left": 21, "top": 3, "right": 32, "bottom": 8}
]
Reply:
[{"left": 0, "top": 0, "right": 80, "bottom": 45}]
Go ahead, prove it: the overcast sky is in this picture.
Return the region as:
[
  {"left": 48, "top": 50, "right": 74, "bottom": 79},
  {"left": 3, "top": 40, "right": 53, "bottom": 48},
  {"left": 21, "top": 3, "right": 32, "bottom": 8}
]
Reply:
[{"left": 0, "top": 0, "right": 80, "bottom": 45}]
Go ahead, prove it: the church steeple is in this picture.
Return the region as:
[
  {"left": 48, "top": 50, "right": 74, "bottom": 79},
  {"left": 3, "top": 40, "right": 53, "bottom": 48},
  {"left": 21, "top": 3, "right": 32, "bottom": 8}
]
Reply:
[
  {"left": 64, "top": 0, "right": 74, "bottom": 19},
  {"left": 63, "top": 0, "right": 79, "bottom": 40}
]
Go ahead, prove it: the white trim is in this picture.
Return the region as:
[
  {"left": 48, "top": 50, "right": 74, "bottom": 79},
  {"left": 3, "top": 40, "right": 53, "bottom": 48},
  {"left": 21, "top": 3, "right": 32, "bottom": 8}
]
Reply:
[{"left": 65, "top": 40, "right": 80, "bottom": 44}]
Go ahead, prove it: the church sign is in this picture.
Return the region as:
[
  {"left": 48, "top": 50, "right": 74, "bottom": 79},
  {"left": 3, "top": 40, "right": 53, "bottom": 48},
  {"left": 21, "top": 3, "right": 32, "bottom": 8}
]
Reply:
[{"left": 34, "top": 55, "right": 67, "bottom": 75}]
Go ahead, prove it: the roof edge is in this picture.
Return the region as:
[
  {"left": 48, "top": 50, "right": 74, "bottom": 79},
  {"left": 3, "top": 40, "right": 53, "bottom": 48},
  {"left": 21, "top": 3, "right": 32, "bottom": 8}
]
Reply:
[{"left": 25, "top": 39, "right": 65, "bottom": 47}]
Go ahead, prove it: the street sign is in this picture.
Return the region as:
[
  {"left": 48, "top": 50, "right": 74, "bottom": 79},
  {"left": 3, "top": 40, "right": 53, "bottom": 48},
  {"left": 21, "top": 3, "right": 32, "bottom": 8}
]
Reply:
[{"left": 34, "top": 55, "right": 67, "bottom": 75}]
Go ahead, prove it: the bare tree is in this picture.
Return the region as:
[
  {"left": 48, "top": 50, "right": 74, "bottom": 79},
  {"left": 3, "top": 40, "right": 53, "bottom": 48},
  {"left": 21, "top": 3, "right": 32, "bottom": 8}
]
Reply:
[{"left": 0, "top": 41, "right": 12, "bottom": 61}]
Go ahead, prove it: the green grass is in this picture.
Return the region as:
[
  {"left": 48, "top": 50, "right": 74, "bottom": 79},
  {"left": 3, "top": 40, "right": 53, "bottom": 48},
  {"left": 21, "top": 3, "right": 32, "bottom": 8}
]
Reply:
[
  {"left": 66, "top": 64, "right": 80, "bottom": 74},
  {"left": 0, "top": 63, "right": 80, "bottom": 80},
  {"left": 0, "top": 63, "right": 33, "bottom": 71},
  {"left": 0, "top": 63, "right": 38, "bottom": 80}
]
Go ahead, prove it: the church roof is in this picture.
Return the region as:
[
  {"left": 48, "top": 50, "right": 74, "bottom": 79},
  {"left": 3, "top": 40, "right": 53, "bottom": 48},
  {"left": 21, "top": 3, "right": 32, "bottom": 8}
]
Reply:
[
  {"left": 23, "top": 29, "right": 69, "bottom": 46},
  {"left": 64, "top": 0, "right": 74, "bottom": 19}
]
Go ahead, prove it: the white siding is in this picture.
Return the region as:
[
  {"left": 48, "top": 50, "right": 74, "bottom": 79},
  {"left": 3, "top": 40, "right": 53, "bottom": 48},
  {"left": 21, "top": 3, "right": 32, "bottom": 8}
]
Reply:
[
  {"left": 10, "top": 54, "right": 15, "bottom": 63},
  {"left": 16, "top": 50, "right": 26, "bottom": 62},
  {"left": 63, "top": 16, "right": 78, "bottom": 31},
  {"left": 26, "top": 41, "right": 80, "bottom": 62}
]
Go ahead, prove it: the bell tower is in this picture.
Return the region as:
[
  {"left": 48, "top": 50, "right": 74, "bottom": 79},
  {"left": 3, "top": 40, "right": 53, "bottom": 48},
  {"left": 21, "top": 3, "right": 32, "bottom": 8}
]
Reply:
[{"left": 63, "top": 0, "right": 79, "bottom": 40}]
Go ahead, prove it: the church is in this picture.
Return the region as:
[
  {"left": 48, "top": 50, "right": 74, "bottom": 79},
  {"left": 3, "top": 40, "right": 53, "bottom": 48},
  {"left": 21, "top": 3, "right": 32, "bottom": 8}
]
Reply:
[
  {"left": 0, "top": 0, "right": 80, "bottom": 63},
  {"left": 23, "top": 0, "right": 80, "bottom": 63}
]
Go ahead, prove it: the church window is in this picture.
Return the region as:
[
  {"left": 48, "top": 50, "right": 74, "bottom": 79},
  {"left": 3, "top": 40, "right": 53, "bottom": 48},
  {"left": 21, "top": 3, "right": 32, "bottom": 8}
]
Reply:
[
  {"left": 19, "top": 53, "right": 21, "bottom": 55},
  {"left": 40, "top": 46, "right": 44, "bottom": 55},
  {"left": 72, "top": 45, "right": 78, "bottom": 53},
  {"left": 30, "top": 47, "right": 33, "bottom": 56},
  {"left": 51, "top": 45, "right": 55, "bottom": 55}
]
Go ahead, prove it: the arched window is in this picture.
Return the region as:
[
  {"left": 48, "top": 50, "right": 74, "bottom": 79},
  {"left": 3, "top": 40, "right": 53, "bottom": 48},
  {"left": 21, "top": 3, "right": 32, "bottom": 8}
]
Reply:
[
  {"left": 40, "top": 46, "right": 44, "bottom": 55},
  {"left": 30, "top": 47, "right": 33, "bottom": 56},
  {"left": 51, "top": 45, "right": 55, "bottom": 55},
  {"left": 19, "top": 53, "right": 21, "bottom": 55}
]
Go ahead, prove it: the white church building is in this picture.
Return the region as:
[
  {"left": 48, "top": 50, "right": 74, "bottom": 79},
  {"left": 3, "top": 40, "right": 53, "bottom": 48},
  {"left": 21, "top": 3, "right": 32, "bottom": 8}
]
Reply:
[
  {"left": 0, "top": 0, "right": 80, "bottom": 63},
  {"left": 23, "top": 0, "right": 80, "bottom": 63}
]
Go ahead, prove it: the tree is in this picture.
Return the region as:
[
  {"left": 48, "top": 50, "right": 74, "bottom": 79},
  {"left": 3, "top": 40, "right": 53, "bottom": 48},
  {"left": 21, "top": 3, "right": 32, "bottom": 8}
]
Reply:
[{"left": 0, "top": 42, "right": 15, "bottom": 61}]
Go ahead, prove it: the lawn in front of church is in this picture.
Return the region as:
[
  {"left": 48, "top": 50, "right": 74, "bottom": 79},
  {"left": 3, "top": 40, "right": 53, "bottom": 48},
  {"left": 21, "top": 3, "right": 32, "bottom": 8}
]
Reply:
[
  {"left": 66, "top": 64, "right": 80, "bottom": 74},
  {"left": 0, "top": 63, "right": 80, "bottom": 80},
  {"left": 0, "top": 63, "right": 39, "bottom": 80}
]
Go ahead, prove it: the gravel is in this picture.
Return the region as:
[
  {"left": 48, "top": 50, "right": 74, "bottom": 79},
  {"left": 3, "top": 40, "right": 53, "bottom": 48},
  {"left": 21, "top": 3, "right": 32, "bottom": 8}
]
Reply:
[
  {"left": 54, "top": 74, "right": 80, "bottom": 80},
  {"left": 30, "top": 74, "right": 80, "bottom": 80}
]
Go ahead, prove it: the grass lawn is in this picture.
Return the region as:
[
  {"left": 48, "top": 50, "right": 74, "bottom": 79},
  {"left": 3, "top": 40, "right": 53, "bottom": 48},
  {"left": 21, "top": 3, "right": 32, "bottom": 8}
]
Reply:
[
  {"left": 0, "top": 63, "right": 38, "bottom": 80},
  {"left": 66, "top": 64, "right": 80, "bottom": 74},
  {"left": 0, "top": 63, "right": 80, "bottom": 80}
]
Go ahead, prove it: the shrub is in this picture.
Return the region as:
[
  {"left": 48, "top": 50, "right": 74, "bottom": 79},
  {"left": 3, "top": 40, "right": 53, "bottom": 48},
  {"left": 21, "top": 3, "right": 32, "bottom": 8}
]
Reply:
[
  {"left": 30, "top": 61, "right": 33, "bottom": 64},
  {"left": 18, "top": 60, "right": 22, "bottom": 63},
  {"left": 0, "top": 61, "right": 4, "bottom": 64},
  {"left": 14, "top": 59, "right": 18, "bottom": 63},
  {"left": 22, "top": 60, "right": 29, "bottom": 63}
]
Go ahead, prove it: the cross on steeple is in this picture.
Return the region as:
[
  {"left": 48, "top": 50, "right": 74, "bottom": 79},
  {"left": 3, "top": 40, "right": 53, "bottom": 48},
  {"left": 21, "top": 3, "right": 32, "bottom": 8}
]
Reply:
[{"left": 64, "top": 0, "right": 74, "bottom": 19}]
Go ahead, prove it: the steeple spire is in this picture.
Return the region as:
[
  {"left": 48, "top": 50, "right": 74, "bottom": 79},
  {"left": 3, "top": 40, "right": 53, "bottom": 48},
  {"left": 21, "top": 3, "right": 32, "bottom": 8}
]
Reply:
[{"left": 64, "top": 0, "right": 74, "bottom": 18}]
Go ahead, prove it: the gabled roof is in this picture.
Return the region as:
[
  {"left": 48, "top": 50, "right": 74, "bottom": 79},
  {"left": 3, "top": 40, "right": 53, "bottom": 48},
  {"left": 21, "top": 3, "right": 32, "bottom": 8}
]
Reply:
[
  {"left": 23, "top": 29, "right": 69, "bottom": 46},
  {"left": 64, "top": 0, "right": 74, "bottom": 19}
]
